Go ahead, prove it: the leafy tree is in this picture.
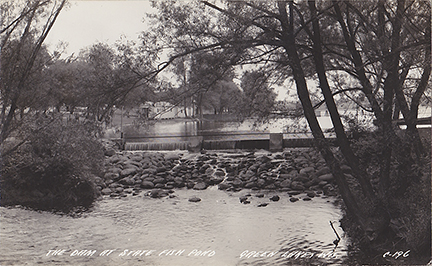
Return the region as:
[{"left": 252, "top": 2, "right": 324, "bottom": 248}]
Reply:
[
  {"left": 0, "top": 0, "right": 67, "bottom": 144},
  {"left": 1, "top": 114, "right": 104, "bottom": 212},
  {"left": 203, "top": 80, "right": 242, "bottom": 115},
  {"left": 76, "top": 42, "right": 156, "bottom": 123},
  {"left": 1, "top": 37, "right": 53, "bottom": 114},
  {"left": 168, "top": 54, "right": 194, "bottom": 117},
  {"left": 186, "top": 50, "right": 237, "bottom": 117},
  {"left": 0, "top": 0, "right": 107, "bottom": 213},
  {"left": 44, "top": 59, "right": 89, "bottom": 113},
  {"left": 167, "top": 51, "right": 242, "bottom": 117},
  {"left": 240, "top": 70, "right": 277, "bottom": 118}
]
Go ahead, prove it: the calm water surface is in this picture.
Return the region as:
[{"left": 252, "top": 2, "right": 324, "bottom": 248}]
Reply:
[
  {"left": 121, "top": 118, "right": 334, "bottom": 142},
  {"left": 1, "top": 188, "right": 348, "bottom": 266}
]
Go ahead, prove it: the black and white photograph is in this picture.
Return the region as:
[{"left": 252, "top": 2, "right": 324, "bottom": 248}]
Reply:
[{"left": 1, "top": 0, "right": 431, "bottom": 265}]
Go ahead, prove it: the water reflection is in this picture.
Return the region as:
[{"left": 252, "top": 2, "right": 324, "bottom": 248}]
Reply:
[{"left": 123, "top": 118, "right": 334, "bottom": 143}]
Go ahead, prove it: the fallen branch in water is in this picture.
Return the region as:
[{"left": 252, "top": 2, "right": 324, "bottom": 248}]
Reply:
[{"left": 330, "top": 221, "right": 341, "bottom": 246}]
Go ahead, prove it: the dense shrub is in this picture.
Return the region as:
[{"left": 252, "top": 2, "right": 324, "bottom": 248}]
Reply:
[
  {"left": 340, "top": 116, "right": 431, "bottom": 264},
  {"left": 1, "top": 114, "right": 104, "bottom": 213}
]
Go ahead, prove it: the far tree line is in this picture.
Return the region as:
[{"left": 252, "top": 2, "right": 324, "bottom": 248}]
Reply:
[{"left": 1, "top": 34, "right": 281, "bottom": 133}]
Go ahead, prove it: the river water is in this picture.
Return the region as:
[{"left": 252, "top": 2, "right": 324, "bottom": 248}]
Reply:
[
  {"left": 119, "top": 117, "right": 335, "bottom": 143},
  {"left": 1, "top": 188, "right": 348, "bottom": 266}
]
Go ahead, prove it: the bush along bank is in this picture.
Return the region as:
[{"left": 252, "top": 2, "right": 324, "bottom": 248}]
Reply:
[
  {"left": 1, "top": 116, "right": 104, "bottom": 214},
  {"left": 98, "top": 148, "right": 350, "bottom": 202}
]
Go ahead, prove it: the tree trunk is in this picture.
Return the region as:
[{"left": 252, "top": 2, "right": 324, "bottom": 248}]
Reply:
[
  {"left": 308, "top": 1, "right": 377, "bottom": 201},
  {"left": 0, "top": 0, "right": 66, "bottom": 145},
  {"left": 277, "top": 0, "right": 367, "bottom": 227},
  {"left": 333, "top": 1, "right": 410, "bottom": 181},
  {"left": 183, "top": 97, "right": 188, "bottom": 117}
]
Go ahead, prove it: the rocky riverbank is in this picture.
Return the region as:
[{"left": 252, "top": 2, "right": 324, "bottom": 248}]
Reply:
[{"left": 96, "top": 148, "right": 352, "bottom": 203}]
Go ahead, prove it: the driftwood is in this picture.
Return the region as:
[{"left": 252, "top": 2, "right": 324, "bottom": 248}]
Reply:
[{"left": 330, "top": 221, "right": 341, "bottom": 247}]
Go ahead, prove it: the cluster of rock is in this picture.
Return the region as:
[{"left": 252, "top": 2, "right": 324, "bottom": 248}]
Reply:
[{"left": 96, "top": 148, "right": 351, "bottom": 202}]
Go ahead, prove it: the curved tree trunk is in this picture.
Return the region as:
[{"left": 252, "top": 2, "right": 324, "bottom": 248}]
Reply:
[
  {"left": 308, "top": 1, "right": 377, "bottom": 202},
  {"left": 277, "top": 0, "right": 368, "bottom": 228}
]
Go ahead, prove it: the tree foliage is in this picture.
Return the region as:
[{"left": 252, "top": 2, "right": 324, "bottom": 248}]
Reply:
[
  {"left": 1, "top": 114, "right": 104, "bottom": 212},
  {"left": 44, "top": 59, "right": 88, "bottom": 112},
  {"left": 77, "top": 42, "right": 159, "bottom": 122},
  {"left": 240, "top": 70, "right": 278, "bottom": 118},
  {"left": 0, "top": 0, "right": 67, "bottom": 144},
  {"left": 203, "top": 80, "right": 242, "bottom": 115}
]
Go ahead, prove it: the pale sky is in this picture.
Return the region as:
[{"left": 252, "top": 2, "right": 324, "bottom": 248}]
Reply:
[{"left": 45, "top": 0, "right": 155, "bottom": 56}]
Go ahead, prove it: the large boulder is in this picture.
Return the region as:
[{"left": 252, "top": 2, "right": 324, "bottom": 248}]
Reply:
[
  {"left": 129, "top": 154, "right": 143, "bottom": 162},
  {"left": 318, "top": 173, "right": 334, "bottom": 181},
  {"left": 232, "top": 179, "right": 244, "bottom": 187},
  {"left": 115, "top": 187, "right": 124, "bottom": 193},
  {"left": 193, "top": 182, "right": 208, "bottom": 190},
  {"left": 101, "top": 188, "right": 112, "bottom": 195},
  {"left": 189, "top": 196, "right": 201, "bottom": 202},
  {"left": 204, "top": 167, "right": 215, "bottom": 175},
  {"left": 214, "top": 169, "right": 225, "bottom": 177},
  {"left": 256, "top": 179, "right": 266, "bottom": 188},
  {"left": 123, "top": 160, "right": 142, "bottom": 168},
  {"left": 154, "top": 183, "right": 165, "bottom": 188},
  {"left": 209, "top": 177, "right": 224, "bottom": 185},
  {"left": 315, "top": 166, "right": 331, "bottom": 176},
  {"left": 270, "top": 195, "right": 280, "bottom": 201},
  {"left": 287, "top": 190, "right": 301, "bottom": 196},
  {"left": 218, "top": 183, "right": 231, "bottom": 190},
  {"left": 153, "top": 177, "right": 166, "bottom": 184},
  {"left": 291, "top": 181, "right": 305, "bottom": 191},
  {"left": 104, "top": 172, "right": 120, "bottom": 181},
  {"left": 306, "top": 191, "right": 316, "bottom": 198},
  {"left": 143, "top": 167, "right": 157, "bottom": 175},
  {"left": 289, "top": 197, "right": 299, "bottom": 202},
  {"left": 104, "top": 149, "right": 116, "bottom": 157},
  {"left": 108, "top": 155, "right": 122, "bottom": 164},
  {"left": 244, "top": 182, "right": 256, "bottom": 189},
  {"left": 279, "top": 173, "right": 291, "bottom": 180},
  {"left": 239, "top": 196, "right": 249, "bottom": 203},
  {"left": 243, "top": 169, "right": 256, "bottom": 179},
  {"left": 120, "top": 168, "right": 137, "bottom": 178},
  {"left": 293, "top": 173, "right": 310, "bottom": 183},
  {"left": 174, "top": 177, "right": 184, "bottom": 186},
  {"left": 140, "top": 181, "right": 155, "bottom": 189},
  {"left": 279, "top": 180, "right": 292, "bottom": 188},
  {"left": 340, "top": 165, "right": 352, "bottom": 174},
  {"left": 265, "top": 184, "right": 277, "bottom": 189},
  {"left": 299, "top": 167, "right": 315, "bottom": 175},
  {"left": 287, "top": 170, "right": 299, "bottom": 179},
  {"left": 149, "top": 189, "right": 163, "bottom": 198},
  {"left": 119, "top": 176, "right": 135, "bottom": 186}
]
